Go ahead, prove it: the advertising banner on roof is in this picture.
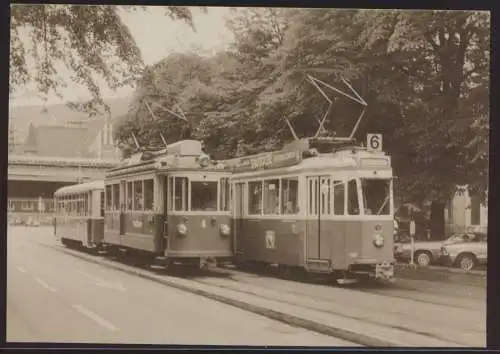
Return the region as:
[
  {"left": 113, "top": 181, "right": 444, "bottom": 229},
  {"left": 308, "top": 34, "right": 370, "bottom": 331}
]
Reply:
[{"left": 226, "top": 149, "right": 302, "bottom": 173}]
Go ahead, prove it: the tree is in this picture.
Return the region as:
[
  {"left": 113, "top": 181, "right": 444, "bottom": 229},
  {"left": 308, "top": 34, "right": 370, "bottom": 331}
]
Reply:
[
  {"left": 10, "top": 4, "right": 197, "bottom": 115},
  {"left": 261, "top": 9, "right": 490, "bottom": 205},
  {"left": 113, "top": 52, "right": 217, "bottom": 156},
  {"left": 115, "top": 8, "right": 489, "bottom": 210},
  {"left": 116, "top": 7, "right": 291, "bottom": 159},
  {"left": 382, "top": 10, "right": 490, "bottom": 204}
]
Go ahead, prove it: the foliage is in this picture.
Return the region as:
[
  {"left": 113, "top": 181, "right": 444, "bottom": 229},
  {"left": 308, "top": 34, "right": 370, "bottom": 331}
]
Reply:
[
  {"left": 10, "top": 4, "right": 196, "bottom": 115},
  {"left": 116, "top": 8, "right": 490, "bottom": 205}
]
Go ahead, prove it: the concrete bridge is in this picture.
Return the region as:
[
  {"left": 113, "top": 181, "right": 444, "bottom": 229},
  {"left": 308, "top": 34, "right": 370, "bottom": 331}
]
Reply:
[
  {"left": 8, "top": 154, "right": 118, "bottom": 183},
  {"left": 8, "top": 154, "right": 118, "bottom": 225}
]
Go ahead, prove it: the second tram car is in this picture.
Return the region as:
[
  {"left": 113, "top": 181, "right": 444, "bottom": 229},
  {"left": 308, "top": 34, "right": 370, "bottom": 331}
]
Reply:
[
  {"left": 103, "top": 140, "right": 233, "bottom": 267},
  {"left": 227, "top": 137, "right": 395, "bottom": 283},
  {"left": 54, "top": 180, "right": 105, "bottom": 250}
]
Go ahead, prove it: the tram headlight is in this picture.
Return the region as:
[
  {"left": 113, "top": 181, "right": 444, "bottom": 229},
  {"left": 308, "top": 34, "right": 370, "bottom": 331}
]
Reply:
[
  {"left": 219, "top": 224, "right": 231, "bottom": 237},
  {"left": 177, "top": 223, "right": 188, "bottom": 237},
  {"left": 373, "top": 234, "right": 384, "bottom": 248}
]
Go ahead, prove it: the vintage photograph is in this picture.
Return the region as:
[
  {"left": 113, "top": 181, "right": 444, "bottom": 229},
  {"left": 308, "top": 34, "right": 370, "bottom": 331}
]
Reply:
[{"left": 7, "top": 5, "right": 489, "bottom": 347}]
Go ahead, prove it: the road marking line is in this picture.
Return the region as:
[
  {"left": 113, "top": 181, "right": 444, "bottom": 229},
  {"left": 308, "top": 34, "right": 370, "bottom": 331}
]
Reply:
[
  {"left": 72, "top": 305, "right": 118, "bottom": 331},
  {"left": 77, "top": 271, "right": 126, "bottom": 292},
  {"left": 34, "top": 278, "right": 57, "bottom": 293},
  {"left": 16, "top": 266, "right": 27, "bottom": 273}
]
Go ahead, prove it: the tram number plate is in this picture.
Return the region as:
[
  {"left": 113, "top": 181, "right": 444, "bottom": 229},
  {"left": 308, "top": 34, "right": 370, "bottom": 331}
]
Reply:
[
  {"left": 367, "top": 133, "right": 383, "bottom": 152},
  {"left": 265, "top": 231, "right": 276, "bottom": 249}
]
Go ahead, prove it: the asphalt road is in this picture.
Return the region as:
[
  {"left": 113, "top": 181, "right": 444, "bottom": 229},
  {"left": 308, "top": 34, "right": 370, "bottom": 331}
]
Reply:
[{"left": 7, "top": 226, "right": 355, "bottom": 346}]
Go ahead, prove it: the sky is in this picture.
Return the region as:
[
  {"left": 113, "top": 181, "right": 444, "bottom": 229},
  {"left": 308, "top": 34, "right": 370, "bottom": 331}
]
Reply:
[{"left": 10, "top": 6, "right": 234, "bottom": 107}]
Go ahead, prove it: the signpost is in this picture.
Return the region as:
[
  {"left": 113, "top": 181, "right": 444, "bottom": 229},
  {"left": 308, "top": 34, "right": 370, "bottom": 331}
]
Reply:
[
  {"left": 37, "top": 196, "right": 44, "bottom": 226},
  {"left": 409, "top": 218, "right": 416, "bottom": 266}
]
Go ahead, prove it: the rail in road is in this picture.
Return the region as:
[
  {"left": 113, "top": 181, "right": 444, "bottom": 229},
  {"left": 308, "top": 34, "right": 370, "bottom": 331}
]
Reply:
[{"left": 8, "top": 227, "right": 486, "bottom": 347}]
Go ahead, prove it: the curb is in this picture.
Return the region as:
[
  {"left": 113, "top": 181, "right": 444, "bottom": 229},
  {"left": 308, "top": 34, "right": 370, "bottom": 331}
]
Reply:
[
  {"left": 395, "top": 263, "right": 486, "bottom": 277},
  {"left": 50, "top": 245, "right": 395, "bottom": 347}
]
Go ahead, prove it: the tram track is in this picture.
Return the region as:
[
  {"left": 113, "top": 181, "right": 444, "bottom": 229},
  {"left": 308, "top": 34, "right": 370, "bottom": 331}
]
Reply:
[
  {"left": 213, "top": 270, "right": 486, "bottom": 310},
  {"left": 37, "top": 240, "right": 484, "bottom": 347},
  {"left": 209, "top": 264, "right": 484, "bottom": 311},
  {"left": 185, "top": 267, "right": 483, "bottom": 346}
]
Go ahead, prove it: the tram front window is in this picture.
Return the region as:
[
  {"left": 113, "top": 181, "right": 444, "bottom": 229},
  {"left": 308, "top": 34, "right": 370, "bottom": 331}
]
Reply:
[
  {"left": 361, "top": 178, "right": 391, "bottom": 215},
  {"left": 191, "top": 181, "right": 218, "bottom": 211}
]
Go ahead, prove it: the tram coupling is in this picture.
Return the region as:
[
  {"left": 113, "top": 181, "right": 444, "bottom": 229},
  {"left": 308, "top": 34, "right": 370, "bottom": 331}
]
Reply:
[{"left": 200, "top": 256, "right": 217, "bottom": 269}]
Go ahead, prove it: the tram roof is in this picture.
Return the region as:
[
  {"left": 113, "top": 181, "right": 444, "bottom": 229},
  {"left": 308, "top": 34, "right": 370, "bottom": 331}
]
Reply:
[
  {"left": 54, "top": 180, "right": 105, "bottom": 196},
  {"left": 106, "top": 140, "right": 231, "bottom": 179},
  {"left": 223, "top": 140, "right": 391, "bottom": 175}
]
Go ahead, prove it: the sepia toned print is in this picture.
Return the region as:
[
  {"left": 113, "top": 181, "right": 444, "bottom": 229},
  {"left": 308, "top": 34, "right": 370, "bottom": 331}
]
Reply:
[{"left": 8, "top": 5, "right": 487, "bottom": 348}]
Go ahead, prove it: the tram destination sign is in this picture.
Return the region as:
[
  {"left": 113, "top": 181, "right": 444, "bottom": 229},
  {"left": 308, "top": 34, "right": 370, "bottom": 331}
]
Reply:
[{"left": 227, "top": 150, "right": 302, "bottom": 172}]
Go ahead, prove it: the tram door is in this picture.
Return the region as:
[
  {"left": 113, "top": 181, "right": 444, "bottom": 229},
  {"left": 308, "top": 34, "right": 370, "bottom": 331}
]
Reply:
[
  {"left": 233, "top": 183, "right": 245, "bottom": 254},
  {"left": 306, "top": 176, "right": 332, "bottom": 260}
]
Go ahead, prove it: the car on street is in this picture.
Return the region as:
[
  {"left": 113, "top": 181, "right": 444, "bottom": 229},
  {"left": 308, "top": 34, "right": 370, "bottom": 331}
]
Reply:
[
  {"left": 440, "top": 232, "right": 487, "bottom": 271},
  {"left": 393, "top": 232, "right": 482, "bottom": 267}
]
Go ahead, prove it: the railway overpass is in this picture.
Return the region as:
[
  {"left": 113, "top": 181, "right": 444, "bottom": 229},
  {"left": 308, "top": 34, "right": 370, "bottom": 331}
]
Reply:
[{"left": 8, "top": 155, "right": 118, "bottom": 225}]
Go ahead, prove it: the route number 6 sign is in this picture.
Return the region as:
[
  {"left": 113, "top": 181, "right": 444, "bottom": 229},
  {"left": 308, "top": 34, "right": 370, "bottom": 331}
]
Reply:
[{"left": 367, "top": 134, "right": 383, "bottom": 152}]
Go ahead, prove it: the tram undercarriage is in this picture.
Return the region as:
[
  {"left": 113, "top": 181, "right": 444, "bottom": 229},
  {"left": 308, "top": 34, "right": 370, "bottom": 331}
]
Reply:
[{"left": 234, "top": 255, "right": 395, "bottom": 285}]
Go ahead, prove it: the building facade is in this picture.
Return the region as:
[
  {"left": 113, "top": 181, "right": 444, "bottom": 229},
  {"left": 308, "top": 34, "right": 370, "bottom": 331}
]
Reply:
[{"left": 8, "top": 100, "right": 128, "bottom": 225}]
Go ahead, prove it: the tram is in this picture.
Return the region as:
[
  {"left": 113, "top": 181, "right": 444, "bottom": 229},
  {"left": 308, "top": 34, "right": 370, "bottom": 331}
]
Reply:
[
  {"left": 227, "top": 135, "right": 395, "bottom": 283},
  {"left": 53, "top": 180, "right": 105, "bottom": 250},
  {"left": 103, "top": 139, "right": 233, "bottom": 267}
]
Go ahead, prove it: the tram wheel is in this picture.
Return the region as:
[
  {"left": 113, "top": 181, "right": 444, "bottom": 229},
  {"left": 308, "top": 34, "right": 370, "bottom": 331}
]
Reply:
[{"left": 277, "top": 264, "right": 293, "bottom": 279}]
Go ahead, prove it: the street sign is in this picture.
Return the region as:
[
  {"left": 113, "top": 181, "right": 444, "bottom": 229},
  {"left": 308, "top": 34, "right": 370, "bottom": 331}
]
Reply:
[
  {"left": 367, "top": 134, "right": 383, "bottom": 152},
  {"left": 409, "top": 220, "right": 416, "bottom": 236}
]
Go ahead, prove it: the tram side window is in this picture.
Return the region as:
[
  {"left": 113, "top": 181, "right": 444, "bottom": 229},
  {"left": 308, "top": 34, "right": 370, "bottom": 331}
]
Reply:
[
  {"left": 144, "top": 179, "right": 154, "bottom": 211},
  {"left": 263, "top": 179, "right": 280, "bottom": 215},
  {"left": 69, "top": 197, "right": 73, "bottom": 214},
  {"left": 76, "top": 196, "right": 82, "bottom": 216},
  {"left": 333, "top": 180, "right": 345, "bottom": 215},
  {"left": 134, "top": 180, "right": 143, "bottom": 211},
  {"left": 174, "top": 177, "right": 189, "bottom": 211},
  {"left": 191, "top": 180, "right": 218, "bottom": 211},
  {"left": 113, "top": 184, "right": 120, "bottom": 211},
  {"left": 281, "top": 178, "right": 299, "bottom": 215},
  {"left": 347, "top": 179, "right": 360, "bottom": 215},
  {"left": 219, "top": 178, "right": 230, "bottom": 212},
  {"left": 105, "top": 185, "right": 112, "bottom": 210},
  {"left": 361, "top": 178, "right": 391, "bottom": 215},
  {"left": 248, "top": 181, "right": 263, "bottom": 215},
  {"left": 126, "top": 182, "right": 133, "bottom": 210},
  {"left": 320, "top": 178, "right": 331, "bottom": 215}
]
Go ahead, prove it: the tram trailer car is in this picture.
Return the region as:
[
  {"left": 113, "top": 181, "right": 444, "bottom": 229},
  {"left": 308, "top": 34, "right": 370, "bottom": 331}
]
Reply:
[
  {"left": 53, "top": 180, "right": 105, "bottom": 250},
  {"left": 228, "top": 137, "right": 395, "bottom": 283},
  {"left": 103, "top": 140, "right": 233, "bottom": 268}
]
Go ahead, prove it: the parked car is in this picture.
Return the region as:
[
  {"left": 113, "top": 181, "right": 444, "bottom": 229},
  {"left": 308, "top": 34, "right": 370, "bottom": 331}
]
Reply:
[
  {"left": 440, "top": 233, "right": 487, "bottom": 271},
  {"left": 394, "top": 232, "right": 479, "bottom": 267}
]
